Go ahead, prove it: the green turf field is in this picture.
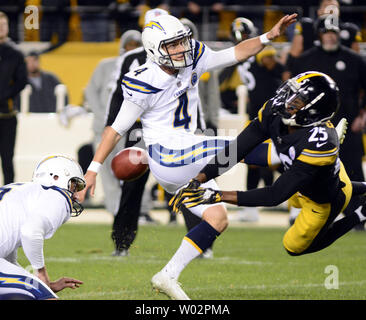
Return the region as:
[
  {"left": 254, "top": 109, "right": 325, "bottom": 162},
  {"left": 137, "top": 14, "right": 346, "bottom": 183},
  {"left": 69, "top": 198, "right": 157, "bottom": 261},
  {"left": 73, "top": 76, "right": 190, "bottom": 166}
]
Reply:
[{"left": 17, "top": 223, "right": 366, "bottom": 300}]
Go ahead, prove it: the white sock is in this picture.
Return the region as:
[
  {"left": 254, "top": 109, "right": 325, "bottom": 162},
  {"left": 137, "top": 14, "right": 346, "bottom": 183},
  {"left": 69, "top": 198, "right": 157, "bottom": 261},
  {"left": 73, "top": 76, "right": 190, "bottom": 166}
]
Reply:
[
  {"left": 354, "top": 206, "right": 366, "bottom": 222},
  {"left": 161, "top": 238, "right": 201, "bottom": 280}
]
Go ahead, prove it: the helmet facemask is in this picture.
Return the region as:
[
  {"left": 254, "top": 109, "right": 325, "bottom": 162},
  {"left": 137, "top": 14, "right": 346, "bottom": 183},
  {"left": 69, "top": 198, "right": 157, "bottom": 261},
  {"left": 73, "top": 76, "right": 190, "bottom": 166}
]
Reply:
[
  {"left": 45, "top": 174, "right": 85, "bottom": 217},
  {"left": 67, "top": 177, "right": 86, "bottom": 217},
  {"left": 158, "top": 31, "right": 193, "bottom": 69},
  {"left": 142, "top": 15, "right": 195, "bottom": 70},
  {"left": 273, "top": 79, "right": 301, "bottom": 126},
  {"left": 273, "top": 76, "right": 337, "bottom": 127}
]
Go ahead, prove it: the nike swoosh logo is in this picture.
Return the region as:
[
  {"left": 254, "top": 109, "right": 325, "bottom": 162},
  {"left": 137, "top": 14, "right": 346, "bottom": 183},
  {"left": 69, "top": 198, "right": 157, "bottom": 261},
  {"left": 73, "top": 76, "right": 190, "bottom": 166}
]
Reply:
[
  {"left": 312, "top": 209, "right": 320, "bottom": 213},
  {"left": 126, "top": 90, "right": 132, "bottom": 96},
  {"left": 316, "top": 142, "right": 327, "bottom": 148}
]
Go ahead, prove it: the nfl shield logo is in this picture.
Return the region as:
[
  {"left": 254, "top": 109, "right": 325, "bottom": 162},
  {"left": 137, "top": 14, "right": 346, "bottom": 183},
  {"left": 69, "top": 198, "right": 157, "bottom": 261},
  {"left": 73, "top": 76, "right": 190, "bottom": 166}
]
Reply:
[{"left": 191, "top": 72, "right": 198, "bottom": 86}]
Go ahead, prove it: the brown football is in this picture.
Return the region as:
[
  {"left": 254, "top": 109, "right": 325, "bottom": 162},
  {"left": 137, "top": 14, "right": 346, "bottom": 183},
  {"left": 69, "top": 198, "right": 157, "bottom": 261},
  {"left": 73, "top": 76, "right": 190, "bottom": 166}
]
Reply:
[{"left": 111, "top": 147, "right": 149, "bottom": 181}]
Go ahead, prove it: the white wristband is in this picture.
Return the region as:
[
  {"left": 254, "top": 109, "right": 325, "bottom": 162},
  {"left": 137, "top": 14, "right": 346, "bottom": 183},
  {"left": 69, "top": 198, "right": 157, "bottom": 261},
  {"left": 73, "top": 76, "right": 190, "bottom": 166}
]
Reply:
[
  {"left": 259, "top": 33, "right": 271, "bottom": 45},
  {"left": 87, "top": 161, "right": 102, "bottom": 173}
]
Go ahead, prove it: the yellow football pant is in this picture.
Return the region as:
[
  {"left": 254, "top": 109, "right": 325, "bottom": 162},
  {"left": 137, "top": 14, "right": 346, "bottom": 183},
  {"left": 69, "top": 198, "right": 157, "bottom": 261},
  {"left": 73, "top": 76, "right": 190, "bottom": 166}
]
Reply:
[{"left": 283, "top": 162, "right": 352, "bottom": 254}]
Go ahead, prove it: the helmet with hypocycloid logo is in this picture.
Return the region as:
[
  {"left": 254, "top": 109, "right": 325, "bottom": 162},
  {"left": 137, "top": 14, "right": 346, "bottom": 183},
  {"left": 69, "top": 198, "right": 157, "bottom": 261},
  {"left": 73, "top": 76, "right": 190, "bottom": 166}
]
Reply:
[{"left": 272, "top": 71, "right": 340, "bottom": 127}]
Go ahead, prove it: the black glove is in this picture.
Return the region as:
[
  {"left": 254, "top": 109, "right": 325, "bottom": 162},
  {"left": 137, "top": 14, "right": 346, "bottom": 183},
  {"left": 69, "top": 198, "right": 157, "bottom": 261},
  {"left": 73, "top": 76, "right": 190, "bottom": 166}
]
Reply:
[
  {"left": 180, "top": 188, "right": 223, "bottom": 209},
  {"left": 169, "top": 180, "right": 223, "bottom": 213},
  {"left": 169, "top": 179, "right": 201, "bottom": 213}
]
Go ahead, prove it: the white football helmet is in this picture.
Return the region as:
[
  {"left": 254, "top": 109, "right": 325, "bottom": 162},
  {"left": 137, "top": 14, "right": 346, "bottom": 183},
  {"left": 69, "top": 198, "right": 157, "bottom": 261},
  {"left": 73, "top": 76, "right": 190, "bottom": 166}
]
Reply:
[
  {"left": 32, "top": 155, "right": 86, "bottom": 216},
  {"left": 142, "top": 15, "right": 194, "bottom": 69}
]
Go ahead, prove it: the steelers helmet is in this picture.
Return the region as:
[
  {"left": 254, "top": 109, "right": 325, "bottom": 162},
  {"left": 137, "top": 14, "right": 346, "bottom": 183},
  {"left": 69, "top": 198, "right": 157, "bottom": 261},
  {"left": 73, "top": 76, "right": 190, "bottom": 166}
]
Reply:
[
  {"left": 272, "top": 71, "right": 340, "bottom": 127},
  {"left": 231, "top": 17, "right": 257, "bottom": 43}
]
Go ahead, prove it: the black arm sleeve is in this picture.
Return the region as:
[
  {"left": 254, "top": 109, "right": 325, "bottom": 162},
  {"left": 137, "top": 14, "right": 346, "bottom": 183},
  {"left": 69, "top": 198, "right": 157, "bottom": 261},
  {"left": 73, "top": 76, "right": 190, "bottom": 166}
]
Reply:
[
  {"left": 200, "top": 119, "right": 268, "bottom": 181},
  {"left": 236, "top": 160, "right": 318, "bottom": 207}
]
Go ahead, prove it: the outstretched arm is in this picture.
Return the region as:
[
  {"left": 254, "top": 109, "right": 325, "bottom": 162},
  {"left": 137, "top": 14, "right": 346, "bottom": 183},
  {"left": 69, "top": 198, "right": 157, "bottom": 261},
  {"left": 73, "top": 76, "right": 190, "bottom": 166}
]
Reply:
[
  {"left": 233, "top": 161, "right": 318, "bottom": 206},
  {"left": 195, "top": 119, "right": 269, "bottom": 184},
  {"left": 234, "top": 14, "right": 297, "bottom": 62},
  {"left": 78, "top": 126, "right": 122, "bottom": 202},
  {"left": 78, "top": 100, "right": 144, "bottom": 202},
  {"left": 204, "top": 14, "right": 297, "bottom": 72},
  {"left": 168, "top": 119, "right": 269, "bottom": 212},
  {"left": 174, "top": 161, "right": 317, "bottom": 212}
]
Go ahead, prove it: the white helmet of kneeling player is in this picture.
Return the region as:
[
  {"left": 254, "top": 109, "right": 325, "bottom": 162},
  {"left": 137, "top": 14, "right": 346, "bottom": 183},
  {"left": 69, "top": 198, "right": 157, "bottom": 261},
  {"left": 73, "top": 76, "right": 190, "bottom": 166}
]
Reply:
[
  {"left": 142, "top": 14, "right": 194, "bottom": 69},
  {"left": 32, "top": 155, "right": 86, "bottom": 216}
]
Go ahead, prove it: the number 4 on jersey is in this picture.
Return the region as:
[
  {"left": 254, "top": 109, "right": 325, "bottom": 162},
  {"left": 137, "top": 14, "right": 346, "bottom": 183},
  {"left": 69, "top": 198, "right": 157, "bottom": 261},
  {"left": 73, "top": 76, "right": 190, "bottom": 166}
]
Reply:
[{"left": 174, "top": 92, "right": 191, "bottom": 129}]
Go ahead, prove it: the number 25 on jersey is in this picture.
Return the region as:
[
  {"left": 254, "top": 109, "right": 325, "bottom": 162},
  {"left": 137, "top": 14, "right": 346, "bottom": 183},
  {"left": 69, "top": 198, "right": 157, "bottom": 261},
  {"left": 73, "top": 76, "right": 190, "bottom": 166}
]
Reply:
[{"left": 309, "top": 127, "right": 328, "bottom": 148}]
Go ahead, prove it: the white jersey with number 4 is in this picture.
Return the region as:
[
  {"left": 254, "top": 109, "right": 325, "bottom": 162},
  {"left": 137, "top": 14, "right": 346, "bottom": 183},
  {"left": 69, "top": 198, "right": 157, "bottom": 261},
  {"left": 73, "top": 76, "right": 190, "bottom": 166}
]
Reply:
[
  {"left": 116, "top": 40, "right": 236, "bottom": 148},
  {"left": 111, "top": 40, "right": 237, "bottom": 205}
]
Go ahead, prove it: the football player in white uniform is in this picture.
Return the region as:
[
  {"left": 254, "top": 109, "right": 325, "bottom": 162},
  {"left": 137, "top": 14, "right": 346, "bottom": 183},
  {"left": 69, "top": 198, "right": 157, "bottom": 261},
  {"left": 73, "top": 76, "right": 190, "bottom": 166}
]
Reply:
[
  {"left": 0, "top": 155, "right": 85, "bottom": 300},
  {"left": 79, "top": 13, "right": 297, "bottom": 300}
]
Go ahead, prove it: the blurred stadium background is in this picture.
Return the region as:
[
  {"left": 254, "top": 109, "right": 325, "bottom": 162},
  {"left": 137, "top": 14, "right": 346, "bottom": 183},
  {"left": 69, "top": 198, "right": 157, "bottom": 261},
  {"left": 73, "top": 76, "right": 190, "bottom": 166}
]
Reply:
[
  {"left": 0, "top": 0, "right": 366, "bottom": 223},
  {"left": 0, "top": 0, "right": 366, "bottom": 232},
  {"left": 4, "top": 1, "right": 366, "bottom": 217}
]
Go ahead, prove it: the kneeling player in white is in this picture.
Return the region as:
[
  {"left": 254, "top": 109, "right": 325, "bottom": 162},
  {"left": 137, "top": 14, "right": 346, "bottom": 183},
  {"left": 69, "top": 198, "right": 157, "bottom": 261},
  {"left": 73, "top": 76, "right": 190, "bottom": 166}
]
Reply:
[
  {"left": 0, "top": 155, "right": 85, "bottom": 300},
  {"left": 80, "top": 13, "right": 297, "bottom": 300}
]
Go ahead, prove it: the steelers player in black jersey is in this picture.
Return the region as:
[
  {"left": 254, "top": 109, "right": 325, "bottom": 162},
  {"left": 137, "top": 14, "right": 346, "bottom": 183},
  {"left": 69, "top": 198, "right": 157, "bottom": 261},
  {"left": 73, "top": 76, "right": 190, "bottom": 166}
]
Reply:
[{"left": 170, "top": 71, "right": 366, "bottom": 256}]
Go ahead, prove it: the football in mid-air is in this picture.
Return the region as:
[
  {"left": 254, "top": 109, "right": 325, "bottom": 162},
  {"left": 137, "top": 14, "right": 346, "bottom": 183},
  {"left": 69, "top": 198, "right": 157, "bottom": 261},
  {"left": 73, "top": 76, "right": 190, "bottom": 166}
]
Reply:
[{"left": 111, "top": 147, "right": 149, "bottom": 181}]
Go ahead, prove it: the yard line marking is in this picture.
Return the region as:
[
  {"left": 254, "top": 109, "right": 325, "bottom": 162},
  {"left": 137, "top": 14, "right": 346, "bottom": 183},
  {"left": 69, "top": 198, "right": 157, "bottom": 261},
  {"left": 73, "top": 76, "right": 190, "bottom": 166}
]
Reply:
[
  {"left": 64, "top": 290, "right": 143, "bottom": 299},
  {"left": 45, "top": 255, "right": 272, "bottom": 266},
  {"left": 45, "top": 256, "right": 166, "bottom": 264},
  {"left": 213, "top": 256, "right": 272, "bottom": 265},
  {"left": 46, "top": 257, "right": 79, "bottom": 263},
  {"left": 63, "top": 280, "right": 366, "bottom": 299},
  {"left": 189, "top": 280, "right": 366, "bottom": 292}
]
